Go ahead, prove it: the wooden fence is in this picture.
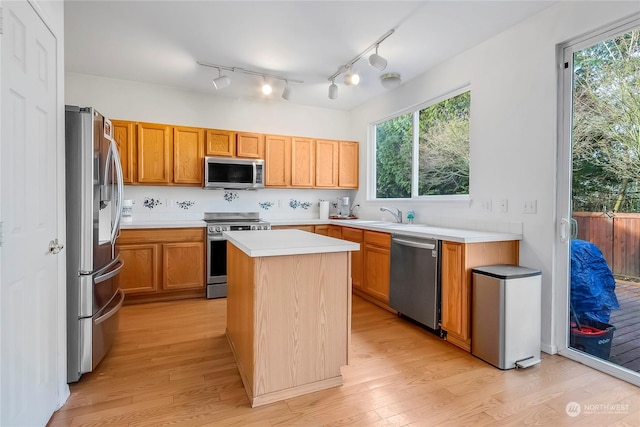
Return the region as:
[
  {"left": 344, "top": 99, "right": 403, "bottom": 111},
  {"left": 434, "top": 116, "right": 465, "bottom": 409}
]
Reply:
[{"left": 573, "top": 212, "right": 640, "bottom": 279}]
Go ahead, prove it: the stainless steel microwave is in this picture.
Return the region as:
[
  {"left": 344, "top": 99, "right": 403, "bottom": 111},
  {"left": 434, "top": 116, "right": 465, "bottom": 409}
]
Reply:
[{"left": 204, "top": 157, "right": 265, "bottom": 189}]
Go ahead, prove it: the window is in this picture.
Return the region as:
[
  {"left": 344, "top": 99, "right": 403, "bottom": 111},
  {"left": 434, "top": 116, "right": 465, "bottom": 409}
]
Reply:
[{"left": 374, "top": 89, "right": 470, "bottom": 199}]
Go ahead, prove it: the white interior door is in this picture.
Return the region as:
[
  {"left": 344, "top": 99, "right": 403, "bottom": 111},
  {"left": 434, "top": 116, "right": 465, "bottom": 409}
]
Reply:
[{"left": 1, "top": 1, "right": 62, "bottom": 424}]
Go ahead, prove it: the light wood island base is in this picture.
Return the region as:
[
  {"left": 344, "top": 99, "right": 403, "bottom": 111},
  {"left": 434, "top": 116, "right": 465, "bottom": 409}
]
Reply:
[{"left": 225, "top": 232, "right": 356, "bottom": 407}]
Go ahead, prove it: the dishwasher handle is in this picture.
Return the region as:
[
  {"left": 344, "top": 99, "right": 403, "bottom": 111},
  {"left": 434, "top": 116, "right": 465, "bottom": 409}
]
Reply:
[{"left": 393, "top": 238, "right": 436, "bottom": 250}]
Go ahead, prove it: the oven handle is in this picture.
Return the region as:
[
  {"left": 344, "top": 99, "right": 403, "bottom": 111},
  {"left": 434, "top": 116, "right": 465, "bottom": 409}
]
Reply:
[{"left": 208, "top": 234, "right": 228, "bottom": 242}]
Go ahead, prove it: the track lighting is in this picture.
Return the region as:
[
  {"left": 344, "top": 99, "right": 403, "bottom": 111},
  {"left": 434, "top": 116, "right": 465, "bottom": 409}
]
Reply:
[
  {"left": 327, "top": 29, "right": 396, "bottom": 99},
  {"left": 368, "top": 44, "right": 387, "bottom": 71},
  {"left": 212, "top": 67, "right": 231, "bottom": 90},
  {"left": 343, "top": 66, "right": 360, "bottom": 86},
  {"left": 198, "top": 61, "right": 303, "bottom": 101},
  {"left": 282, "top": 81, "right": 292, "bottom": 100},
  {"left": 328, "top": 79, "right": 338, "bottom": 99}
]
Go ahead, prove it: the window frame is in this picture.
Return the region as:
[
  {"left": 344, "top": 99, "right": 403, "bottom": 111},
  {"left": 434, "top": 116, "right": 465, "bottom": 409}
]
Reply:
[{"left": 369, "top": 85, "right": 472, "bottom": 202}]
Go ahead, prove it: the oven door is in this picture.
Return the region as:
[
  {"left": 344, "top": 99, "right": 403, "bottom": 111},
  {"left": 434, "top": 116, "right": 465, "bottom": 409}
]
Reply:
[{"left": 207, "top": 234, "right": 228, "bottom": 285}]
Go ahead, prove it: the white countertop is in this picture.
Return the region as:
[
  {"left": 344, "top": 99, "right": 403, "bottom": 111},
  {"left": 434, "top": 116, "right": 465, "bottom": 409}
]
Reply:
[
  {"left": 330, "top": 220, "right": 522, "bottom": 244},
  {"left": 120, "top": 217, "right": 521, "bottom": 244},
  {"left": 120, "top": 219, "right": 206, "bottom": 229},
  {"left": 224, "top": 229, "right": 360, "bottom": 257}
]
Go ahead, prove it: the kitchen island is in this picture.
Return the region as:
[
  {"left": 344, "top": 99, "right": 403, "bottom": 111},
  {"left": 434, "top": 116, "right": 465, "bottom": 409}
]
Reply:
[{"left": 224, "top": 229, "right": 359, "bottom": 407}]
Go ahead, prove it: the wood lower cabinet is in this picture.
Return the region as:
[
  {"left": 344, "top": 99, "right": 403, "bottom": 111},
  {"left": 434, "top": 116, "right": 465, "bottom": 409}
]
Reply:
[
  {"left": 362, "top": 231, "right": 391, "bottom": 303},
  {"left": 440, "top": 240, "right": 519, "bottom": 352},
  {"left": 315, "top": 224, "right": 342, "bottom": 238},
  {"left": 271, "top": 225, "right": 315, "bottom": 233},
  {"left": 116, "top": 228, "right": 206, "bottom": 304},
  {"left": 341, "top": 227, "right": 363, "bottom": 290}
]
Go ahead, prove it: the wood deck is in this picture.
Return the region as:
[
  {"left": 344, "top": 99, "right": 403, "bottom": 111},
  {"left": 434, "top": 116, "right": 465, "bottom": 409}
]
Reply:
[
  {"left": 48, "top": 295, "right": 639, "bottom": 426},
  {"left": 609, "top": 280, "right": 640, "bottom": 372}
]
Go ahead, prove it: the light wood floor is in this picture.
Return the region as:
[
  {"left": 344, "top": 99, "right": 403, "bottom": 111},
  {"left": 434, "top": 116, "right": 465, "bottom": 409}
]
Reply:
[{"left": 48, "top": 296, "right": 639, "bottom": 426}]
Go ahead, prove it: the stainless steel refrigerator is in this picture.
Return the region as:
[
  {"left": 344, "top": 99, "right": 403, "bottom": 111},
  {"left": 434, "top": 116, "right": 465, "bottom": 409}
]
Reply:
[{"left": 65, "top": 106, "right": 124, "bottom": 382}]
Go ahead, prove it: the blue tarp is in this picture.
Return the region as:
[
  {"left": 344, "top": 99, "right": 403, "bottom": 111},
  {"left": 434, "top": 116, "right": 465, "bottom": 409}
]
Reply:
[{"left": 570, "top": 239, "right": 619, "bottom": 323}]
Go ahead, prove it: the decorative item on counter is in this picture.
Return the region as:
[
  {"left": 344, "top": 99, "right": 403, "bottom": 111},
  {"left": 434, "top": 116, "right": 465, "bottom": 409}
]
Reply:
[
  {"left": 224, "top": 190, "right": 238, "bottom": 203},
  {"left": 122, "top": 199, "right": 133, "bottom": 221},
  {"left": 258, "top": 201, "right": 274, "bottom": 210},
  {"left": 406, "top": 210, "right": 415, "bottom": 224},
  {"left": 142, "top": 197, "right": 161, "bottom": 209},
  {"left": 177, "top": 200, "right": 195, "bottom": 210},
  {"left": 319, "top": 200, "right": 330, "bottom": 220}
]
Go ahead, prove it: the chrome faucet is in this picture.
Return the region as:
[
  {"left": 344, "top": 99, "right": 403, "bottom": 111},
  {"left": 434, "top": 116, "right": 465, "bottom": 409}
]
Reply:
[{"left": 380, "top": 207, "right": 403, "bottom": 223}]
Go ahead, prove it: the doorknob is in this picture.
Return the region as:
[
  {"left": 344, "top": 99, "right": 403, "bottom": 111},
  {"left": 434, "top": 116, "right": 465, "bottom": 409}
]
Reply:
[{"left": 49, "top": 238, "right": 64, "bottom": 254}]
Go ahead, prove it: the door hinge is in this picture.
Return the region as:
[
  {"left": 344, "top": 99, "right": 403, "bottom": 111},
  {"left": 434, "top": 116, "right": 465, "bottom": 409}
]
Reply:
[
  {"left": 0, "top": 7, "right": 3, "bottom": 35},
  {"left": 0, "top": 221, "right": 3, "bottom": 247}
]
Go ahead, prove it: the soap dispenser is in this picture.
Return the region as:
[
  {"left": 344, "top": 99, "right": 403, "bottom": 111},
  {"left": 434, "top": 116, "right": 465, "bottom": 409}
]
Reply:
[{"left": 406, "top": 210, "right": 415, "bottom": 224}]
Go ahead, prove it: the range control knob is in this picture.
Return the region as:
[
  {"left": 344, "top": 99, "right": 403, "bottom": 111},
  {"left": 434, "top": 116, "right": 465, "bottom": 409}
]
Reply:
[{"left": 215, "top": 226, "right": 222, "bottom": 232}]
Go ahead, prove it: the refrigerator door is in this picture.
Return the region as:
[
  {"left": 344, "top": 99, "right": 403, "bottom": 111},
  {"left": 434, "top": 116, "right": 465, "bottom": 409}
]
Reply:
[{"left": 79, "top": 256, "right": 123, "bottom": 318}]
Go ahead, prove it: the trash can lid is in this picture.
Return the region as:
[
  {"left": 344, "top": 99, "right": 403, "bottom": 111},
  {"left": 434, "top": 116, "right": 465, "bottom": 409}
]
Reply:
[{"left": 472, "top": 264, "right": 541, "bottom": 279}]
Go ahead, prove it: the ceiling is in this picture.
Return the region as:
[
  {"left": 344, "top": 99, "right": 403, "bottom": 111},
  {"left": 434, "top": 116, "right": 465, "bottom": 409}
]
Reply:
[{"left": 64, "top": 1, "right": 558, "bottom": 111}]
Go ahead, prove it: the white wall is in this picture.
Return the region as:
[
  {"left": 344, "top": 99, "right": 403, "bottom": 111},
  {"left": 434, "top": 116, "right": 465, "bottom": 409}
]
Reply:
[{"left": 349, "top": 1, "right": 640, "bottom": 351}]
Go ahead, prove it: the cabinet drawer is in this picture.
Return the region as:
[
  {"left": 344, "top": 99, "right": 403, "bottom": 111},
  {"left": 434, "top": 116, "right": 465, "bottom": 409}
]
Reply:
[
  {"left": 364, "top": 230, "right": 390, "bottom": 248},
  {"left": 117, "top": 228, "right": 204, "bottom": 244},
  {"left": 342, "top": 227, "right": 363, "bottom": 242}
]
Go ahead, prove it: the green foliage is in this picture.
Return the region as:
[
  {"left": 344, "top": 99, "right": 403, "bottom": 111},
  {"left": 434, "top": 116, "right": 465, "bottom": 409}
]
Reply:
[
  {"left": 375, "top": 91, "right": 470, "bottom": 198},
  {"left": 572, "top": 29, "right": 640, "bottom": 212}
]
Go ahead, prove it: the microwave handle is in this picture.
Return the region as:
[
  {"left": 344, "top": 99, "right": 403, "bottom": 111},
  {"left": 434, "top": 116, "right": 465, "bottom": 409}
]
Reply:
[{"left": 252, "top": 161, "right": 257, "bottom": 186}]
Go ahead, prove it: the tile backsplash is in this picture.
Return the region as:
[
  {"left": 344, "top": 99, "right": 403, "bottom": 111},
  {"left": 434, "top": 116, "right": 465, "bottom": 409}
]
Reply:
[{"left": 123, "top": 186, "right": 356, "bottom": 221}]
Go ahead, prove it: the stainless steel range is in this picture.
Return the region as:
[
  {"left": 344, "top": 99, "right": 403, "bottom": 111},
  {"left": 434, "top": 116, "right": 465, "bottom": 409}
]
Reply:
[{"left": 204, "top": 212, "right": 271, "bottom": 299}]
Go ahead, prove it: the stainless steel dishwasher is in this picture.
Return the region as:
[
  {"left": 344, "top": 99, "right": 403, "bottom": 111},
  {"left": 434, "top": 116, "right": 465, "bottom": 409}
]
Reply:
[{"left": 389, "top": 235, "right": 441, "bottom": 333}]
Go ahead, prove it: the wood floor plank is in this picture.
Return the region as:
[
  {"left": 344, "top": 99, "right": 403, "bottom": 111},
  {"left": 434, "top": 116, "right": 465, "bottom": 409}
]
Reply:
[{"left": 48, "top": 296, "right": 639, "bottom": 427}]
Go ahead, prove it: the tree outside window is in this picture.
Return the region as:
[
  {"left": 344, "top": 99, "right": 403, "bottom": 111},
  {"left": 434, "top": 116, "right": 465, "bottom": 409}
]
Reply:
[{"left": 375, "top": 90, "right": 470, "bottom": 199}]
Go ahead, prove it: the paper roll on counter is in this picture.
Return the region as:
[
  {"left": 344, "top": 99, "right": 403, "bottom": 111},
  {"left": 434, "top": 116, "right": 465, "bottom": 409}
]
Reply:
[{"left": 319, "top": 200, "right": 330, "bottom": 220}]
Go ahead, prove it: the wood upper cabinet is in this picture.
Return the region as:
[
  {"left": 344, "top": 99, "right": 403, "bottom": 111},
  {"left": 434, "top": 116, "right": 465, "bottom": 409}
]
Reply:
[
  {"left": 206, "top": 129, "right": 235, "bottom": 156},
  {"left": 342, "top": 227, "right": 363, "bottom": 290},
  {"left": 315, "top": 139, "right": 339, "bottom": 187},
  {"left": 291, "top": 137, "right": 315, "bottom": 187},
  {"left": 236, "top": 132, "right": 264, "bottom": 158},
  {"left": 363, "top": 231, "right": 391, "bottom": 302},
  {"left": 265, "top": 134, "right": 291, "bottom": 186},
  {"left": 116, "top": 228, "right": 206, "bottom": 304},
  {"left": 173, "top": 126, "right": 204, "bottom": 185},
  {"left": 112, "top": 120, "right": 136, "bottom": 183},
  {"left": 440, "top": 240, "right": 519, "bottom": 352},
  {"left": 137, "top": 122, "right": 173, "bottom": 184},
  {"left": 338, "top": 141, "right": 359, "bottom": 189}
]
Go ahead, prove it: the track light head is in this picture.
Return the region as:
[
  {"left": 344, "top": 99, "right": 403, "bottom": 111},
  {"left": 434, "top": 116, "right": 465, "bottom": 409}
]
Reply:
[
  {"left": 212, "top": 67, "right": 231, "bottom": 90},
  {"left": 328, "top": 80, "right": 338, "bottom": 99},
  {"left": 282, "top": 82, "right": 292, "bottom": 100},
  {"left": 368, "top": 45, "right": 387, "bottom": 71},
  {"left": 261, "top": 78, "right": 273, "bottom": 95},
  {"left": 343, "top": 67, "right": 360, "bottom": 86}
]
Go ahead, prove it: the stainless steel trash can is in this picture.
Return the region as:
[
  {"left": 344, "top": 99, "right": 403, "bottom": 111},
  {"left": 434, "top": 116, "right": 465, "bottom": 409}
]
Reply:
[{"left": 472, "top": 265, "right": 542, "bottom": 370}]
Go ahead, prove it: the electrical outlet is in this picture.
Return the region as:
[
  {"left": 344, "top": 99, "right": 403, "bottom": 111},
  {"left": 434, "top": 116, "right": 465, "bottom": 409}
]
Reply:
[
  {"left": 523, "top": 200, "right": 537, "bottom": 214},
  {"left": 167, "top": 199, "right": 174, "bottom": 209},
  {"left": 480, "top": 200, "right": 492, "bottom": 212},
  {"left": 498, "top": 199, "right": 508, "bottom": 213}
]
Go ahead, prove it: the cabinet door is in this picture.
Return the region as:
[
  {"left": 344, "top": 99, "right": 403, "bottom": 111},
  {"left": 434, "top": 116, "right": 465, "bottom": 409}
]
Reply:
[
  {"left": 315, "top": 139, "right": 338, "bottom": 188},
  {"left": 206, "top": 129, "right": 235, "bottom": 156},
  {"left": 364, "top": 243, "right": 390, "bottom": 302},
  {"left": 342, "top": 227, "right": 363, "bottom": 290},
  {"left": 236, "top": 132, "right": 264, "bottom": 158},
  {"left": 265, "top": 135, "right": 291, "bottom": 186},
  {"left": 440, "top": 241, "right": 467, "bottom": 341},
  {"left": 137, "top": 122, "right": 173, "bottom": 183},
  {"left": 272, "top": 225, "right": 315, "bottom": 232},
  {"left": 338, "top": 141, "right": 359, "bottom": 188},
  {"left": 112, "top": 120, "right": 136, "bottom": 183},
  {"left": 291, "top": 137, "right": 315, "bottom": 187},
  {"left": 162, "top": 242, "right": 205, "bottom": 290},
  {"left": 116, "top": 243, "right": 160, "bottom": 294},
  {"left": 328, "top": 225, "right": 342, "bottom": 238},
  {"left": 173, "top": 126, "right": 204, "bottom": 185},
  {"left": 314, "top": 225, "right": 329, "bottom": 235}
]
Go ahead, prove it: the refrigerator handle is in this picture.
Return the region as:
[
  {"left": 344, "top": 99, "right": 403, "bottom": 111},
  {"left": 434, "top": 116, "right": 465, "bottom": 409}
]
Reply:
[
  {"left": 94, "top": 289, "right": 125, "bottom": 325},
  {"left": 108, "top": 139, "right": 125, "bottom": 245},
  {"left": 94, "top": 258, "right": 124, "bottom": 284}
]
